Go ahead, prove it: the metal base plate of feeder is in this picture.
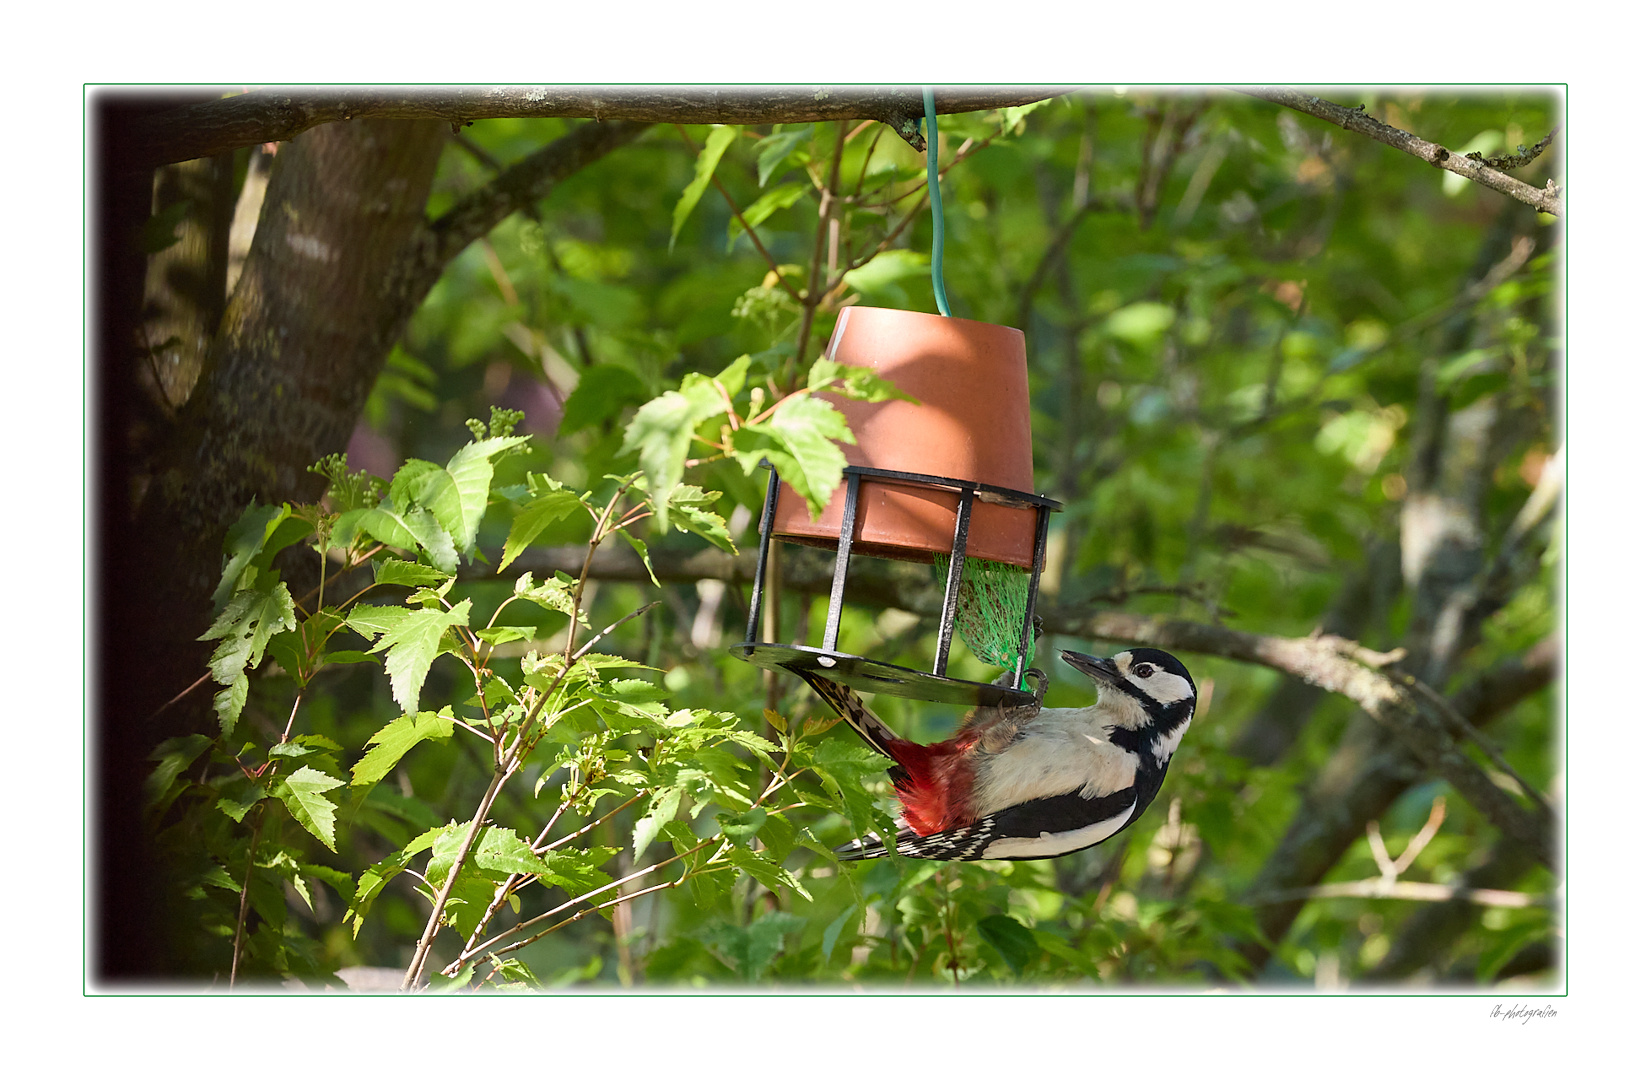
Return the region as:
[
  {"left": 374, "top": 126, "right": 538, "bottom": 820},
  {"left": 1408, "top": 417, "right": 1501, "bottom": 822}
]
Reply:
[{"left": 731, "top": 643, "right": 1039, "bottom": 709}]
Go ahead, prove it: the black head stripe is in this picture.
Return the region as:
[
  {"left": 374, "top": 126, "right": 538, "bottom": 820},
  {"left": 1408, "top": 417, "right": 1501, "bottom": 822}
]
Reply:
[{"left": 1125, "top": 648, "right": 1194, "bottom": 687}]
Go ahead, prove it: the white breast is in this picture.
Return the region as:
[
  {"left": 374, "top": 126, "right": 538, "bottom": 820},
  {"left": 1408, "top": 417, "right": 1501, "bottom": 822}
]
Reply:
[{"left": 970, "top": 706, "right": 1139, "bottom": 816}]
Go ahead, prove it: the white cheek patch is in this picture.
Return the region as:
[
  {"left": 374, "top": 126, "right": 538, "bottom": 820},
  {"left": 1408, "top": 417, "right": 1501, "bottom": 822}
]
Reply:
[
  {"left": 1133, "top": 670, "right": 1194, "bottom": 705},
  {"left": 982, "top": 798, "right": 1137, "bottom": 860}
]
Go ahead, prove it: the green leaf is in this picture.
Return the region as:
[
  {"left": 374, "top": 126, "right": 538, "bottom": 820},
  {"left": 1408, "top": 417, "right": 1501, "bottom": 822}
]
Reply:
[
  {"left": 475, "top": 626, "right": 537, "bottom": 646},
  {"left": 726, "top": 846, "right": 812, "bottom": 901},
  {"left": 511, "top": 573, "right": 585, "bottom": 625},
  {"left": 841, "top": 249, "right": 930, "bottom": 296},
  {"left": 820, "top": 903, "right": 857, "bottom": 962},
  {"left": 212, "top": 503, "right": 290, "bottom": 608},
  {"left": 977, "top": 913, "right": 1037, "bottom": 975},
  {"left": 442, "top": 435, "right": 531, "bottom": 552},
  {"left": 351, "top": 710, "right": 457, "bottom": 788},
  {"left": 754, "top": 127, "right": 809, "bottom": 186},
  {"left": 144, "top": 734, "right": 213, "bottom": 810},
  {"left": 276, "top": 765, "right": 345, "bottom": 852},
  {"left": 374, "top": 559, "right": 450, "bottom": 588},
  {"left": 745, "top": 394, "right": 853, "bottom": 517},
  {"left": 662, "top": 484, "right": 736, "bottom": 553},
  {"left": 559, "top": 364, "right": 649, "bottom": 434},
  {"left": 200, "top": 573, "right": 298, "bottom": 682},
  {"left": 617, "top": 529, "right": 660, "bottom": 587},
  {"left": 671, "top": 125, "right": 739, "bottom": 250},
  {"left": 198, "top": 572, "right": 297, "bottom": 732},
  {"left": 633, "top": 788, "right": 682, "bottom": 859},
  {"left": 701, "top": 911, "right": 807, "bottom": 981},
  {"left": 473, "top": 826, "right": 552, "bottom": 878},
  {"left": 211, "top": 678, "right": 248, "bottom": 737},
  {"left": 347, "top": 599, "right": 473, "bottom": 712},
  {"left": 806, "top": 358, "right": 918, "bottom": 403},
  {"left": 620, "top": 378, "right": 730, "bottom": 515},
  {"left": 718, "top": 805, "right": 767, "bottom": 842},
  {"left": 727, "top": 180, "right": 810, "bottom": 248},
  {"left": 499, "top": 486, "right": 584, "bottom": 572},
  {"left": 333, "top": 505, "right": 418, "bottom": 553}
]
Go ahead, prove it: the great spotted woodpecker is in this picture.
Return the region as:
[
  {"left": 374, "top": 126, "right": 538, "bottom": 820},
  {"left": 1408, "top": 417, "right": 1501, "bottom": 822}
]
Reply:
[{"left": 801, "top": 648, "right": 1198, "bottom": 862}]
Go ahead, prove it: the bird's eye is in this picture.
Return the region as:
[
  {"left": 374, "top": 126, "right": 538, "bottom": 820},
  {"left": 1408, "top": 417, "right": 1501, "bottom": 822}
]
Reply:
[{"left": 1132, "top": 663, "right": 1155, "bottom": 679}]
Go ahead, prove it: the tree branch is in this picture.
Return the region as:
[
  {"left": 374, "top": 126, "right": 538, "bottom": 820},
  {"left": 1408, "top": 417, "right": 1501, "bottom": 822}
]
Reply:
[
  {"left": 1236, "top": 87, "right": 1562, "bottom": 218},
  {"left": 131, "top": 86, "right": 1069, "bottom": 166},
  {"left": 418, "top": 119, "right": 653, "bottom": 278},
  {"left": 496, "top": 542, "right": 1553, "bottom": 867}
]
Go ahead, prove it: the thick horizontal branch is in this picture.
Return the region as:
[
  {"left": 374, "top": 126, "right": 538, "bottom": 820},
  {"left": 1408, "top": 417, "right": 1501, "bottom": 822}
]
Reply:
[
  {"left": 1236, "top": 87, "right": 1562, "bottom": 218},
  {"left": 131, "top": 86, "right": 1068, "bottom": 166}
]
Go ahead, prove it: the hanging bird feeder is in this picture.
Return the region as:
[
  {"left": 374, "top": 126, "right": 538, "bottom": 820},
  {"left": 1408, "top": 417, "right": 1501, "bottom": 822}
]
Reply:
[{"left": 731, "top": 89, "right": 1061, "bottom": 709}]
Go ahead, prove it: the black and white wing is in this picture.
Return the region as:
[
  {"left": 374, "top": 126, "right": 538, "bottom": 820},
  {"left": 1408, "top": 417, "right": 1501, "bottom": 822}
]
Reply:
[{"left": 835, "top": 785, "right": 1139, "bottom": 863}]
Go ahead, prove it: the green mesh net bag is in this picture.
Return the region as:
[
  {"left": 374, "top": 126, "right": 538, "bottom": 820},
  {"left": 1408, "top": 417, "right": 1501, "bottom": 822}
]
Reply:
[{"left": 934, "top": 554, "right": 1031, "bottom": 673}]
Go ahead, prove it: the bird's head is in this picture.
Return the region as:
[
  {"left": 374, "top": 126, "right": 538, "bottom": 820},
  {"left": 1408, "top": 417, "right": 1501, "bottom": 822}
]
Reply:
[{"left": 1059, "top": 647, "right": 1197, "bottom": 730}]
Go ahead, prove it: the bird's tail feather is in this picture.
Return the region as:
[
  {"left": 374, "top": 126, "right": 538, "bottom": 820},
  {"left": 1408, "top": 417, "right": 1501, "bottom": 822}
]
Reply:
[{"left": 796, "top": 670, "right": 904, "bottom": 760}]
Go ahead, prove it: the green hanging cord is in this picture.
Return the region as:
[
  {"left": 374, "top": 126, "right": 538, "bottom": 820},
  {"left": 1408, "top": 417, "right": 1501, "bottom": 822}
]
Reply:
[{"left": 923, "top": 87, "right": 952, "bottom": 317}]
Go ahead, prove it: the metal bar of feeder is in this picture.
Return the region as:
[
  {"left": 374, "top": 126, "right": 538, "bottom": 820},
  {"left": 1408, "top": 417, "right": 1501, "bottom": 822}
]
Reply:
[
  {"left": 820, "top": 470, "right": 862, "bottom": 652},
  {"left": 743, "top": 465, "right": 780, "bottom": 649},
  {"left": 933, "top": 485, "right": 973, "bottom": 676},
  {"left": 1014, "top": 504, "right": 1052, "bottom": 688}
]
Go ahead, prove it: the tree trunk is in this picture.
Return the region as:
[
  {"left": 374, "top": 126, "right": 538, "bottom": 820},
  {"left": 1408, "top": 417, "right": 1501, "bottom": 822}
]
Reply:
[{"left": 97, "top": 117, "right": 448, "bottom": 980}]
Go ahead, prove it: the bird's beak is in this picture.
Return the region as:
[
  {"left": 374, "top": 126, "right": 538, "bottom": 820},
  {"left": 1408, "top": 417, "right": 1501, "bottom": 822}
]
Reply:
[{"left": 1061, "top": 649, "right": 1125, "bottom": 687}]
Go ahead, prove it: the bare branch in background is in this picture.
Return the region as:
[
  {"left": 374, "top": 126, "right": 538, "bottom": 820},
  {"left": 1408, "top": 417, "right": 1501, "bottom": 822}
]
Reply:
[{"left": 1236, "top": 87, "right": 1562, "bottom": 218}]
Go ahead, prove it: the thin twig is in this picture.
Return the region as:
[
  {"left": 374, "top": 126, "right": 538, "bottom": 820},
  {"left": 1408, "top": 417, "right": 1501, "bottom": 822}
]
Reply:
[
  {"left": 1252, "top": 880, "right": 1546, "bottom": 908},
  {"left": 229, "top": 805, "right": 265, "bottom": 987},
  {"left": 1236, "top": 88, "right": 1561, "bottom": 217},
  {"left": 676, "top": 125, "right": 806, "bottom": 305}
]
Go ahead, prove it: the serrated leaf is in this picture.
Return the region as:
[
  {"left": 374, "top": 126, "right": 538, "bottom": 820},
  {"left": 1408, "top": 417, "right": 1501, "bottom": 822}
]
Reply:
[
  {"left": 726, "top": 847, "right": 812, "bottom": 901},
  {"left": 701, "top": 910, "right": 807, "bottom": 982},
  {"left": 663, "top": 484, "right": 736, "bottom": 553},
  {"left": 671, "top": 125, "right": 739, "bottom": 250},
  {"left": 348, "top": 600, "right": 472, "bottom": 713},
  {"left": 741, "top": 393, "right": 853, "bottom": 518},
  {"left": 442, "top": 435, "right": 530, "bottom": 552},
  {"left": 621, "top": 379, "right": 730, "bottom": 518},
  {"left": 473, "top": 826, "right": 551, "bottom": 878},
  {"left": 513, "top": 573, "right": 584, "bottom": 623},
  {"left": 352, "top": 710, "right": 457, "bottom": 788},
  {"left": 633, "top": 788, "right": 683, "bottom": 859},
  {"left": 212, "top": 503, "right": 290, "bottom": 608},
  {"left": 718, "top": 805, "right": 767, "bottom": 842},
  {"left": 806, "top": 358, "right": 918, "bottom": 403},
  {"left": 500, "top": 487, "right": 584, "bottom": 571},
  {"left": 211, "top": 676, "right": 248, "bottom": 736},
  {"left": 199, "top": 574, "right": 298, "bottom": 684},
  {"left": 374, "top": 558, "right": 450, "bottom": 588},
  {"left": 475, "top": 626, "right": 538, "bottom": 646},
  {"left": 333, "top": 505, "right": 418, "bottom": 553},
  {"left": 277, "top": 765, "right": 345, "bottom": 851}
]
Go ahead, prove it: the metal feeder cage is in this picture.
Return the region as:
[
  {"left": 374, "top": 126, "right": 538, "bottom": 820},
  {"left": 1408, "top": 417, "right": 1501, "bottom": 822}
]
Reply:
[{"left": 731, "top": 462, "right": 1061, "bottom": 709}]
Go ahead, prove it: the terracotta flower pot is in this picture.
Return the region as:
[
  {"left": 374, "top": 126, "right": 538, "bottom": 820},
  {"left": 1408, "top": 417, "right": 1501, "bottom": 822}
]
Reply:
[{"left": 772, "top": 306, "right": 1039, "bottom": 568}]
